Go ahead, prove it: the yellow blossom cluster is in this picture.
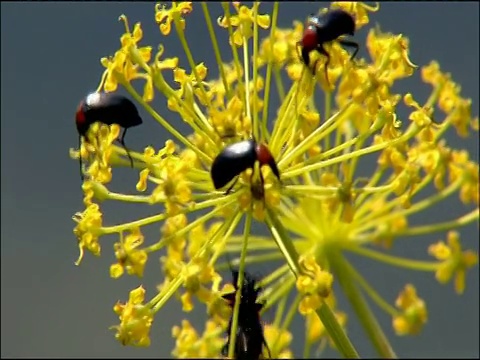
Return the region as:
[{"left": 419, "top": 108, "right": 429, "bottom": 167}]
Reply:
[{"left": 69, "top": 1, "right": 478, "bottom": 358}]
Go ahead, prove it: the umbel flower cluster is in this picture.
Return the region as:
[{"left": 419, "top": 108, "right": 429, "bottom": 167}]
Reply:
[{"left": 70, "top": 2, "right": 479, "bottom": 358}]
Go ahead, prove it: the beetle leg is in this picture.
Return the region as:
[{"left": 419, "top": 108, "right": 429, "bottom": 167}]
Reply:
[
  {"left": 301, "top": 46, "right": 312, "bottom": 68},
  {"left": 259, "top": 169, "right": 267, "bottom": 207},
  {"left": 338, "top": 39, "right": 359, "bottom": 61},
  {"left": 118, "top": 128, "right": 134, "bottom": 167},
  {"left": 225, "top": 176, "right": 239, "bottom": 195},
  {"left": 263, "top": 337, "right": 272, "bottom": 359},
  {"left": 316, "top": 45, "right": 331, "bottom": 86}
]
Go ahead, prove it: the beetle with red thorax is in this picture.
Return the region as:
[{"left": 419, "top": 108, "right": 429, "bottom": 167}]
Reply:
[
  {"left": 75, "top": 92, "right": 142, "bottom": 180},
  {"left": 210, "top": 139, "right": 281, "bottom": 196},
  {"left": 297, "top": 9, "right": 359, "bottom": 85}
]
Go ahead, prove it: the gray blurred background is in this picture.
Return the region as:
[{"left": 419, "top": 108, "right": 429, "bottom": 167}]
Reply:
[{"left": 1, "top": 2, "right": 478, "bottom": 358}]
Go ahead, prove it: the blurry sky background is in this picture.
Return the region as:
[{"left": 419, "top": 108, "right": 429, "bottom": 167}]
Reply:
[{"left": 1, "top": 2, "right": 478, "bottom": 358}]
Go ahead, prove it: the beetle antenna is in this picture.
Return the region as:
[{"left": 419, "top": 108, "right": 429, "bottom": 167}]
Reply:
[{"left": 224, "top": 252, "right": 241, "bottom": 290}]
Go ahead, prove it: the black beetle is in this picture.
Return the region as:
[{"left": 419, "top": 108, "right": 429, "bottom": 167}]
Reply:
[
  {"left": 297, "top": 9, "right": 359, "bottom": 85},
  {"left": 210, "top": 139, "right": 281, "bottom": 195},
  {"left": 222, "top": 267, "right": 271, "bottom": 360},
  {"left": 75, "top": 92, "right": 142, "bottom": 180}
]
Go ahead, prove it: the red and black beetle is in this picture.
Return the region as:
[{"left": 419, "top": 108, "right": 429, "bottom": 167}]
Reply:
[
  {"left": 222, "top": 267, "right": 271, "bottom": 360},
  {"left": 210, "top": 139, "right": 281, "bottom": 195},
  {"left": 75, "top": 92, "right": 142, "bottom": 180},
  {"left": 297, "top": 9, "right": 359, "bottom": 85}
]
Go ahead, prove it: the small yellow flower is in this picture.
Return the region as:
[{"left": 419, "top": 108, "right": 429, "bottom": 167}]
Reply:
[
  {"left": 404, "top": 93, "right": 434, "bottom": 141},
  {"left": 392, "top": 284, "right": 427, "bottom": 336},
  {"left": 162, "top": 214, "right": 188, "bottom": 255},
  {"left": 72, "top": 203, "right": 103, "bottom": 265},
  {"left": 172, "top": 319, "right": 224, "bottom": 358},
  {"left": 110, "top": 228, "right": 148, "bottom": 278},
  {"left": 81, "top": 180, "right": 95, "bottom": 207},
  {"left": 112, "top": 286, "right": 153, "bottom": 346},
  {"left": 170, "top": 64, "right": 208, "bottom": 110},
  {"left": 150, "top": 155, "right": 193, "bottom": 214},
  {"left": 178, "top": 226, "right": 223, "bottom": 311},
  {"left": 100, "top": 50, "right": 127, "bottom": 93},
  {"left": 421, "top": 60, "right": 443, "bottom": 85},
  {"left": 305, "top": 298, "right": 348, "bottom": 348},
  {"left": 296, "top": 254, "right": 334, "bottom": 315},
  {"left": 459, "top": 161, "right": 479, "bottom": 205},
  {"left": 180, "top": 261, "right": 219, "bottom": 312},
  {"left": 366, "top": 26, "right": 417, "bottom": 84},
  {"left": 428, "top": 231, "right": 478, "bottom": 294},
  {"left": 99, "top": 16, "right": 152, "bottom": 94},
  {"left": 83, "top": 123, "right": 120, "bottom": 184},
  {"left": 161, "top": 249, "right": 185, "bottom": 283},
  {"left": 257, "top": 22, "right": 303, "bottom": 68},
  {"left": 264, "top": 325, "right": 293, "bottom": 359},
  {"left": 208, "top": 95, "right": 249, "bottom": 140},
  {"left": 217, "top": 2, "right": 270, "bottom": 46},
  {"left": 155, "top": 2, "right": 192, "bottom": 36}
]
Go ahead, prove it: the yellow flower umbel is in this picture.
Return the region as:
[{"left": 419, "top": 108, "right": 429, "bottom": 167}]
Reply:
[{"left": 69, "top": 1, "right": 478, "bottom": 358}]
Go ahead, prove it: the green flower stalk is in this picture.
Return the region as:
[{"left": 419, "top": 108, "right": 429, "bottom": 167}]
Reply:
[{"left": 70, "top": 1, "right": 479, "bottom": 358}]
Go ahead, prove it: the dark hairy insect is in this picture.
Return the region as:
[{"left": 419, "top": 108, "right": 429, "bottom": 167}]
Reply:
[
  {"left": 222, "top": 268, "right": 271, "bottom": 360},
  {"left": 210, "top": 139, "right": 281, "bottom": 195},
  {"left": 297, "top": 9, "right": 359, "bottom": 85},
  {"left": 75, "top": 92, "right": 142, "bottom": 180}
]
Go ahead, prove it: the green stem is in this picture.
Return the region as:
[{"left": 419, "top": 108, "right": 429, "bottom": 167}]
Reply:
[
  {"left": 260, "top": 275, "right": 295, "bottom": 314},
  {"left": 274, "top": 68, "right": 286, "bottom": 102},
  {"left": 228, "top": 213, "right": 252, "bottom": 359},
  {"left": 252, "top": 2, "right": 259, "bottom": 141},
  {"left": 329, "top": 250, "right": 397, "bottom": 358},
  {"left": 265, "top": 209, "right": 300, "bottom": 276},
  {"left": 345, "top": 245, "right": 439, "bottom": 272},
  {"left": 201, "top": 2, "right": 231, "bottom": 99},
  {"left": 150, "top": 211, "right": 241, "bottom": 313},
  {"left": 272, "top": 294, "right": 301, "bottom": 354},
  {"left": 265, "top": 209, "right": 360, "bottom": 358},
  {"left": 348, "top": 264, "right": 399, "bottom": 317},
  {"left": 394, "top": 209, "right": 479, "bottom": 237},
  {"left": 323, "top": 90, "right": 332, "bottom": 154},
  {"left": 219, "top": 252, "right": 283, "bottom": 267},
  {"left": 261, "top": 2, "right": 279, "bottom": 142},
  {"left": 100, "top": 196, "right": 231, "bottom": 234},
  {"left": 273, "top": 292, "right": 288, "bottom": 328},
  {"left": 315, "top": 299, "right": 360, "bottom": 359}
]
